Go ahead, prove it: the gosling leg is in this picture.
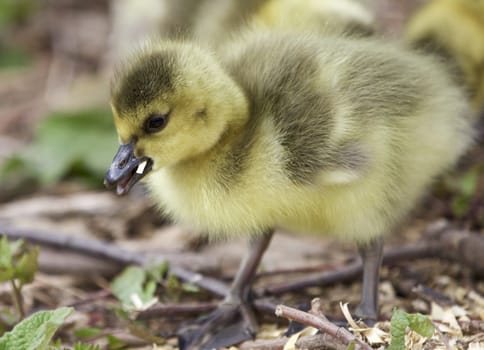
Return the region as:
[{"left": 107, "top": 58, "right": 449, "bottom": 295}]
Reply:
[
  {"left": 354, "top": 236, "right": 384, "bottom": 325},
  {"left": 178, "top": 231, "right": 274, "bottom": 350}
]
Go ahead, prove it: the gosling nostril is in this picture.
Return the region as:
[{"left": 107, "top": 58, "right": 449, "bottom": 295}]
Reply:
[{"left": 118, "top": 157, "right": 128, "bottom": 169}]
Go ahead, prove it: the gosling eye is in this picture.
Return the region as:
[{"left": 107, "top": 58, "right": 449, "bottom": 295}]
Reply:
[{"left": 145, "top": 114, "right": 169, "bottom": 133}]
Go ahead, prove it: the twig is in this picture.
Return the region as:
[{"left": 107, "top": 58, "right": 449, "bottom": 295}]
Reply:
[
  {"left": 262, "top": 262, "right": 362, "bottom": 295},
  {"left": 275, "top": 302, "right": 372, "bottom": 350},
  {"left": 2, "top": 227, "right": 230, "bottom": 298},
  {"left": 262, "top": 224, "right": 484, "bottom": 295},
  {"left": 238, "top": 338, "right": 287, "bottom": 350},
  {"left": 256, "top": 263, "right": 340, "bottom": 278},
  {"left": 4, "top": 223, "right": 483, "bottom": 303},
  {"left": 253, "top": 298, "right": 279, "bottom": 314},
  {"left": 296, "top": 334, "right": 348, "bottom": 350},
  {"left": 411, "top": 284, "right": 454, "bottom": 307},
  {"left": 458, "top": 320, "right": 484, "bottom": 334},
  {"left": 137, "top": 302, "right": 218, "bottom": 319},
  {"left": 137, "top": 297, "right": 279, "bottom": 321},
  {"left": 2, "top": 227, "right": 144, "bottom": 264},
  {"left": 238, "top": 333, "right": 349, "bottom": 350},
  {"left": 67, "top": 289, "right": 112, "bottom": 307}
]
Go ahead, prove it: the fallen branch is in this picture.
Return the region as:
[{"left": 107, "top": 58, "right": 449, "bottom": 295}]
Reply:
[
  {"left": 136, "top": 298, "right": 279, "bottom": 324},
  {"left": 296, "top": 334, "right": 348, "bottom": 350},
  {"left": 275, "top": 299, "right": 372, "bottom": 350},
  {"left": 237, "top": 338, "right": 288, "bottom": 350},
  {"left": 237, "top": 334, "right": 349, "bottom": 350},
  {"left": 137, "top": 302, "right": 218, "bottom": 319},
  {"left": 1, "top": 226, "right": 230, "bottom": 297},
  {"left": 263, "top": 262, "right": 362, "bottom": 296},
  {"left": 458, "top": 319, "right": 484, "bottom": 334},
  {"left": 263, "top": 221, "right": 484, "bottom": 295},
  {"left": 390, "top": 270, "right": 457, "bottom": 308},
  {"left": 3, "top": 222, "right": 483, "bottom": 304}
]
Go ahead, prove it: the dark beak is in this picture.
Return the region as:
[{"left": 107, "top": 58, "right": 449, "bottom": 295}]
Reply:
[{"left": 104, "top": 141, "right": 153, "bottom": 195}]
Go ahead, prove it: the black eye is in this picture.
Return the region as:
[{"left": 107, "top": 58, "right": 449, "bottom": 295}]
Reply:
[{"left": 145, "top": 114, "right": 168, "bottom": 133}]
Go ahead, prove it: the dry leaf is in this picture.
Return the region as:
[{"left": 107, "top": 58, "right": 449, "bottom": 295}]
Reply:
[{"left": 431, "top": 303, "right": 463, "bottom": 336}]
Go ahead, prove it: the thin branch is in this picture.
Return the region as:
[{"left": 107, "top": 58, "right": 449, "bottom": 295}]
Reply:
[
  {"left": 256, "top": 263, "right": 340, "bottom": 278},
  {"left": 2, "top": 227, "right": 144, "bottom": 265},
  {"left": 253, "top": 298, "right": 279, "bottom": 314},
  {"left": 262, "top": 262, "right": 362, "bottom": 296},
  {"left": 275, "top": 303, "right": 372, "bottom": 350},
  {"left": 262, "top": 225, "right": 484, "bottom": 295},
  {"left": 67, "top": 289, "right": 112, "bottom": 307},
  {"left": 137, "top": 302, "right": 218, "bottom": 319},
  {"left": 1, "top": 227, "right": 230, "bottom": 298},
  {"left": 4, "top": 223, "right": 483, "bottom": 303},
  {"left": 296, "top": 334, "right": 348, "bottom": 350},
  {"left": 238, "top": 332, "right": 352, "bottom": 350},
  {"left": 458, "top": 320, "right": 484, "bottom": 335},
  {"left": 238, "top": 338, "right": 287, "bottom": 350},
  {"left": 136, "top": 298, "right": 279, "bottom": 322}
]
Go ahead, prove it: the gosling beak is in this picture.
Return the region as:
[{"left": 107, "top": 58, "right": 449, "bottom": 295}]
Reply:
[{"left": 104, "top": 141, "right": 153, "bottom": 195}]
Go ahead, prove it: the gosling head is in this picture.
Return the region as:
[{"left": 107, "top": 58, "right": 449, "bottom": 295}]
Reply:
[{"left": 104, "top": 41, "right": 248, "bottom": 195}]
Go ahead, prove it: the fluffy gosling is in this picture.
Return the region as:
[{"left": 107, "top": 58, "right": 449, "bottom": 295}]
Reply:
[
  {"left": 105, "top": 30, "right": 475, "bottom": 349},
  {"left": 406, "top": 0, "right": 484, "bottom": 110}
]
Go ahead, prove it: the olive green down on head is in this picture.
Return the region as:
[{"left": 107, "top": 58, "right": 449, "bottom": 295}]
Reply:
[{"left": 110, "top": 31, "right": 474, "bottom": 242}]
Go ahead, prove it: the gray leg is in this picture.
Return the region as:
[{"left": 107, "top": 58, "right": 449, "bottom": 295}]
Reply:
[
  {"left": 354, "top": 236, "right": 384, "bottom": 325},
  {"left": 178, "top": 231, "right": 274, "bottom": 350},
  {"left": 227, "top": 232, "right": 274, "bottom": 303}
]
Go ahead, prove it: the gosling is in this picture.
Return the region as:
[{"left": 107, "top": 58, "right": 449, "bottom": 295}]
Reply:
[
  {"left": 105, "top": 30, "right": 474, "bottom": 349},
  {"left": 406, "top": 0, "right": 484, "bottom": 110}
]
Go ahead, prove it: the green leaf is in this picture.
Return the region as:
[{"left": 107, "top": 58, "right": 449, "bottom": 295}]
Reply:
[
  {"left": 111, "top": 266, "right": 157, "bottom": 311},
  {"left": 0, "top": 236, "right": 39, "bottom": 284},
  {"left": 0, "top": 109, "right": 118, "bottom": 188},
  {"left": 407, "top": 313, "right": 434, "bottom": 338},
  {"left": 8, "top": 239, "right": 24, "bottom": 256},
  {"left": 0, "top": 0, "right": 37, "bottom": 26},
  {"left": 447, "top": 166, "right": 480, "bottom": 218},
  {"left": 15, "top": 246, "right": 39, "bottom": 284},
  {"left": 181, "top": 282, "right": 200, "bottom": 293},
  {"left": 387, "top": 309, "right": 410, "bottom": 350},
  {"left": 106, "top": 334, "right": 125, "bottom": 350},
  {"left": 0, "top": 236, "right": 14, "bottom": 282},
  {"left": 146, "top": 261, "right": 169, "bottom": 282},
  {"left": 33, "top": 109, "right": 117, "bottom": 183},
  {"left": 0, "top": 307, "right": 73, "bottom": 350},
  {"left": 457, "top": 169, "right": 478, "bottom": 197},
  {"left": 111, "top": 266, "right": 146, "bottom": 309},
  {"left": 48, "top": 338, "right": 62, "bottom": 349},
  {"left": 165, "top": 274, "right": 182, "bottom": 300},
  {"left": 73, "top": 327, "right": 103, "bottom": 339},
  {"left": 346, "top": 340, "right": 355, "bottom": 350},
  {"left": 72, "top": 343, "right": 101, "bottom": 350},
  {"left": 0, "top": 47, "right": 31, "bottom": 69},
  {"left": 387, "top": 309, "right": 434, "bottom": 350}
]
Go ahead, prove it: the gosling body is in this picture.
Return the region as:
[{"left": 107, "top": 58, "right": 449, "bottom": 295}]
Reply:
[
  {"left": 106, "top": 30, "right": 475, "bottom": 348},
  {"left": 111, "top": 32, "right": 473, "bottom": 242}
]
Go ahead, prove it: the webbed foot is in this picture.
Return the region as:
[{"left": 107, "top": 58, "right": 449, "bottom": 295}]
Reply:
[
  {"left": 177, "top": 301, "right": 257, "bottom": 350},
  {"left": 178, "top": 233, "right": 274, "bottom": 350}
]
